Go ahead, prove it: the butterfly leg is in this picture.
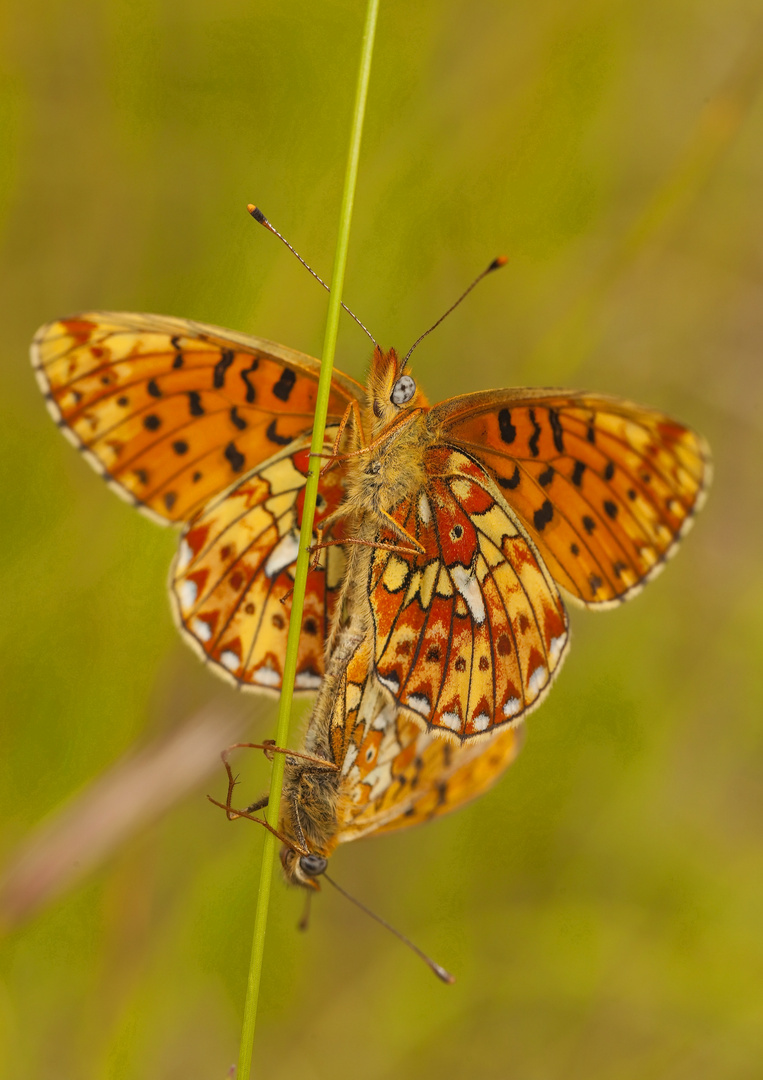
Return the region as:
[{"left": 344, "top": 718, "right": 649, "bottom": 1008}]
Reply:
[
  {"left": 206, "top": 793, "right": 308, "bottom": 851},
  {"left": 310, "top": 535, "right": 424, "bottom": 561},
  {"left": 298, "top": 890, "right": 313, "bottom": 932},
  {"left": 375, "top": 509, "right": 426, "bottom": 555},
  {"left": 314, "top": 400, "right": 366, "bottom": 476},
  {"left": 316, "top": 406, "right": 425, "bottom": 474},
  {"left": 220, "top": 741, "right": 338, "bottom": 772}
]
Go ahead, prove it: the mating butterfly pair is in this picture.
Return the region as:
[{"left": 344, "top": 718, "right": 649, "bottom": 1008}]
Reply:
[{"left": 31, "top": 310, "right": 710, "bottom": 880}]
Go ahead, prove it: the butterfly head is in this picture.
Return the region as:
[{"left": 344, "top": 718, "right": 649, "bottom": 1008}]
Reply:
[
  {"left": 280, "top": 844, "right": 328, "bottom": 890},
  {"left": 367, "top": 346, "right": 428, "bottom": 433}
]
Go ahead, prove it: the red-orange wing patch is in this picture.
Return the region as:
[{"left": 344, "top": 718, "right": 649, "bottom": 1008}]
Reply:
[
  {"left": 431, "top": 390, "right": 711, "bottom": 607},
  {"left": 367, "top": 447, "right": 569, "bottom": 741},
  {"left": 170, "top": 432, "right": 348, "bottom": 693},
  {"left": 31, "top": 312, "right": 364, "bottom": 525}
]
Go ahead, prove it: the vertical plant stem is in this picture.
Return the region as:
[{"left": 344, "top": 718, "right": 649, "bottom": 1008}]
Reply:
[{"left": 236, "top": 2, "right": 379, "bottom": 1076}]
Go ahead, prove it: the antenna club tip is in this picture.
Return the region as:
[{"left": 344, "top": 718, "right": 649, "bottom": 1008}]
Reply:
[
  {"left": 434, "top": 965, "right": 456, "bottom": 984},
  {"left": 247, "top": 204, "right": 268, "bottom": 224},
  {"left": 489, "top": 255, "right": 509, "bottom": 271}
]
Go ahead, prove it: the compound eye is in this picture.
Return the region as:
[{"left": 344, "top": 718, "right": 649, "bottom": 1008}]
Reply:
[
  {"left": 390, "top": 374, "right": 416, "bottom": 406},
  {"left": 299, "top": 853, "right": 328, "bottom": 878}
]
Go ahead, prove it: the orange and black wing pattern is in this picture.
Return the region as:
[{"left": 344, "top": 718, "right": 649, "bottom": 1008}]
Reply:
[
  {"left": 367, "top": 447, "right": 569, "bottom": 741},
  {"left": 329, "top": 641, "right": 524, "bottom": 842},
  {"left": 31, "top": 312, "right": 364, "bottom": 525},
  {"left": 431, "top": 389, "right": 710, "bottom": 607},
  {"left": 170, "top": 433, "right": 349, "bottom": 693}
]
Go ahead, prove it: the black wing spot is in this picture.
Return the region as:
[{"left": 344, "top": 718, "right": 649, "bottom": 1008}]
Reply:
[
  {"left": 192, "top": 471, "right": 202, "bottom": 483},
  {"left": 498, "top": 408, "right": 516, "bottom": 444},
  {"left": 603, "top": 461, "right": 615, "bottom": 481},
  {"left": 548, "top": 408, "right": 564, "bottom": 452},
  {"left": 117, "top": 395, "right": 129, "bottom": 407},
  {"left": 533, "top": 499, "right": 554, "bottom": 531},
  {"left": 224, "top": 441, "right": 246, "bottom": 472},
  {"left": 213, "top": 349, "right": 235, "bottom": 389},
  {"left": 498, "top": 466, "right": 520, "bottom": 490},
  {"left": 582, "top": 515, "right": 596, "bottom": 534},
  {"left": 539, "top": 465, "right": 554, "bottom": 487},
  {"left": 272, "top": 368, "right": 296, "bottom": 402},
  {"left": 134, "top": 469, "right": 148, "bottom": 485},
  {"left": 266, "top": 420, "right": 291, "bottom": 446},
  {"left": 586, "top": 424, "right": 596, "bottom": 445},
  {"left": 613, "top": 561, "right": 626, "bottom": 578},
  {"left": 528, "top": 410, "right": 541, "bottom": 457},
  {"left": 240, "top": 358, "right": 259, "bottom": 403},
  {"left": 571, "top": 460, "right": 586, "bottom": 487},
  {"left": 188, "top": 391, "right": 205, "bottom": 416},
  {"left": 628, "top": 488, "right": 637, "bottom": 501},
  {"left": 589, "top": 573, "right": 603, "bottom": 595},
  {"left": 147, "top": 379, "right": 162, "bottom": 398},
  {"left": 164, "top": 491, "right": 177, "bottom": 511},
  {"left": 143, "top": 414, "right": 161, "bottom": 431},
  {"left": 172, "top": 440, "right": 189, "bottom": 455},
  {"left": 604, "top": 500, "right": 618, "bottom": 520},
  {"left": 570, "top": 542, "right": 579, "bottom": 555},
  {"left": 230, "top": 407, "right": 247, "bottom": 430},
  {"left": 172, "top": 353, "right": 184, "bottom": 369}
]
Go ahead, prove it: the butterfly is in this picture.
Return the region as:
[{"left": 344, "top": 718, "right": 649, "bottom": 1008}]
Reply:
[
  {"left": 32, "top": 311, "right": 710, "bottom": 746},
  {"left": 214, "top": 634, "right": 523, "bottom": 890}
]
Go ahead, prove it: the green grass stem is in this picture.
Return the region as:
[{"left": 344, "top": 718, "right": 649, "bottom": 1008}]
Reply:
[{"left": 235, "top": 2, "right": 379, "bottom": 1076}]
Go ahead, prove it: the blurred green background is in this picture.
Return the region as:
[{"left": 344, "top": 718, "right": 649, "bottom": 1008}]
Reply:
[{"left": 2, "top": 0, "right": 762, "bottom": 1076}]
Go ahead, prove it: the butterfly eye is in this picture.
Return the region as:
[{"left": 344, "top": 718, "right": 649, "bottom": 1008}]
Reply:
[
  {"left": 299, "top": 853, "right": 328, "bottom": 878},
  {"left": 390, "top": 374, "right": 416, "bottom": 406}
]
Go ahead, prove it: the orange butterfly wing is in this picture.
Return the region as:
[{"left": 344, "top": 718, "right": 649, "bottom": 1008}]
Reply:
[
  {"left": 431, "top": 390, "right": 710, "bottom": 606},
  {"left": 328, "top": 641, "right": 523, "bottom": 843},
  {"left": 367, "top": 446, "right": 569, "bottom": 740},
  {"left": 31, "top": 312, "right": 363, "bottom": 525},
  {"left": 170, "top": 433, "right": 349, "bottom": 692}
]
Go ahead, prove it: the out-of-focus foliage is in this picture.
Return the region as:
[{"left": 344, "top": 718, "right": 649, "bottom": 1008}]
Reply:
[{"left": 1, "top": 1, "right": 762, "bottom": 1076}]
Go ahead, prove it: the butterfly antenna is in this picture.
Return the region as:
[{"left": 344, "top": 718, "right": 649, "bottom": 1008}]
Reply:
[
  {"left": 323, "top": 873, "right": 455, "bottom": 984},
  {"left": 247, "top": 204, "right": 378, "bottom": 347},
  {"left": 403, "top": 255, "right": 508, "bottom": 366}
]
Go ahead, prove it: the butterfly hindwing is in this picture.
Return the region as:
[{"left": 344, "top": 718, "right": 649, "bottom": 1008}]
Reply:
[
  {"left": 431, "top": 389, "right": 711, "bottom": 607},
  {"left": 368, "top": 447, "right": 569, "bottom": 740},
  {"left": 170, "top": 432, "right": 348, "bottom": 693},
  {"left": 31, "top": 312, "right": 363, "bottom": 525},
  {"left": 329, "top": 641, "right": 524, "bottom": 841}
]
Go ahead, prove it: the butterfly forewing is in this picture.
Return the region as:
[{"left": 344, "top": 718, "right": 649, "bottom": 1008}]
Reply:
[
  {"left": 31, "top": 313, "right": 363, "bottom": 525},
  {"left": 368, "top": 447, "right": 569, "bottom": 739},
  {"left": 431, "top": 390, "right": 710, "bottom": 607},
  {"left": 170, "top": 433, "right": 348, "bottom": 692}
]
